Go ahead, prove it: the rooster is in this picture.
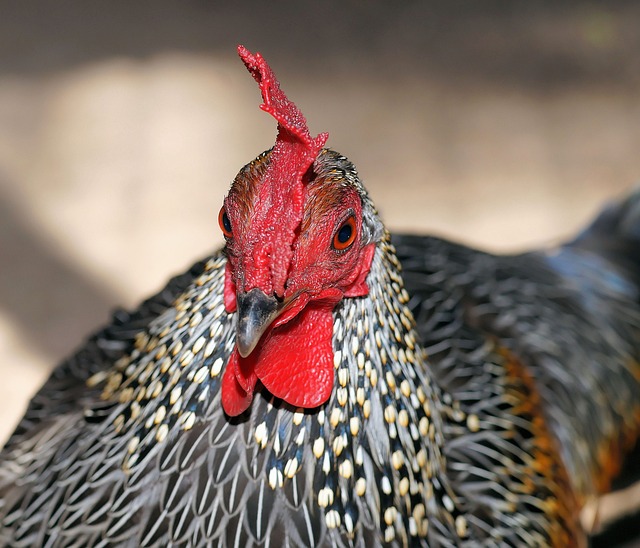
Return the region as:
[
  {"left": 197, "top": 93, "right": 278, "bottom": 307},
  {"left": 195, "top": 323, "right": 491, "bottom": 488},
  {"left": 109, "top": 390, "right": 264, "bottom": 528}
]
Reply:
[{"left": 0, "top": 46, "right": 639, "bottom": 547}]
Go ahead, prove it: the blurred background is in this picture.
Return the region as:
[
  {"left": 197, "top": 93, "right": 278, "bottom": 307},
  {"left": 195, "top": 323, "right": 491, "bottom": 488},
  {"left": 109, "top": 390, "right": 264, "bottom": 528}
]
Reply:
[{"left": 0, "top": 1, "right": 639, "bottom": 448}]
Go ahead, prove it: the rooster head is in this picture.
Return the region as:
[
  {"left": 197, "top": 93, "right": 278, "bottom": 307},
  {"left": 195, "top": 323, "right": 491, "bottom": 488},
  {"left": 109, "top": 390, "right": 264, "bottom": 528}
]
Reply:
[{"left": 219, "top": 46, "right": 382, "bottom": 416}]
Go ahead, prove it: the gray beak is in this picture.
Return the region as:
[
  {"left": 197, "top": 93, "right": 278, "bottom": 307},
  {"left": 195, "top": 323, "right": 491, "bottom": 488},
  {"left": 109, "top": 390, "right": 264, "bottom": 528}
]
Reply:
[{"left": 235, "top": 288, "right": 281, "bottom": 357}]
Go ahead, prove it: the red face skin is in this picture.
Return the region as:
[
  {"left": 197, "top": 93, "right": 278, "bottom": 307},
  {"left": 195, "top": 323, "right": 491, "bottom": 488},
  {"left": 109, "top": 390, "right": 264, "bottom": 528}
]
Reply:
[{"left": 220, "top": 172, "right": 376, "bottom": 416}]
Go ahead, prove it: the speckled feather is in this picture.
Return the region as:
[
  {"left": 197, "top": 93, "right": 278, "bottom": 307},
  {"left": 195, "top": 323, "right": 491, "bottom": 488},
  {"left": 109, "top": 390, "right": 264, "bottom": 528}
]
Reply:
[
  {"left": 396, "top": 235, "right": 640, "bottom": 499},
  {"left": 2, "top": 134, "right": 640, "bottom": 547},
  {"left": 2, "top": 148, "right": 638, "bottom": 546}
]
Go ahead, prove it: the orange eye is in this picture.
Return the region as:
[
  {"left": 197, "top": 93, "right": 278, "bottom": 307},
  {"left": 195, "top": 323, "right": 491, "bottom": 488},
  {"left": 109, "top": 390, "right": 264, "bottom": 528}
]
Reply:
[
  {"left": 333, "top": 216, "right": 357, "bottom": 251},
  {"left": 218, "top": 206, "right": 233, "bottom": 238}
]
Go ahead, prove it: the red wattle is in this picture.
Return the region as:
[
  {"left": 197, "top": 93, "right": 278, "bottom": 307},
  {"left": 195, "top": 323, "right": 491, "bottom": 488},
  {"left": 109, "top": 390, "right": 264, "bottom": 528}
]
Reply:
[
  {"left": 255, "top": 305, "right": 335, "bottom": 408},
  {"left": 221, "top": 304, "right": 335, "bottom": 416},
  {"left": 221, "top": 350, "right": 257, "bottom": 416}
]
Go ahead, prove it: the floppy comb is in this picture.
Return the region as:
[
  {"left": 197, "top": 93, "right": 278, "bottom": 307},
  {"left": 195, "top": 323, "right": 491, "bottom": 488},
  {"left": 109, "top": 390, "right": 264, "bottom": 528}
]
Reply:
[
  {"left": 238, "top": 45, "right": 328, "bottom": 160},
  {"left": 236, "top": 46, "right": 329, "bottom": 296}
]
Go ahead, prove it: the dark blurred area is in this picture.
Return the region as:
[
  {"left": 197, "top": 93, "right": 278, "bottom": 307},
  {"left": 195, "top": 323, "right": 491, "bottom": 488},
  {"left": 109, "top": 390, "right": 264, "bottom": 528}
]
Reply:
[
  {"left": 0, "top": 1, "right": 639, "bottom": 462},
  {"left": 2, "top": 1, "right": 640, "bottom": 86}
]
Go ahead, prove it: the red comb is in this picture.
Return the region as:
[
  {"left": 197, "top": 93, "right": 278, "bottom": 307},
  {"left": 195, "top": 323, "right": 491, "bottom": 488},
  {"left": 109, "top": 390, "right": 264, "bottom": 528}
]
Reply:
[
  {"left": 238, "top": 45, "right": 328, "bottom": 155},
  {"left": 237, "top": 45, "right": 328, "bottom": 296}
]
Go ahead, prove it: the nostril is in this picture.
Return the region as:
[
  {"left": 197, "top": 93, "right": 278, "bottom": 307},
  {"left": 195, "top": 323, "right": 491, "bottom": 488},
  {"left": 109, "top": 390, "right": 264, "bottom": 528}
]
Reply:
[{"left": 273, "top": 292, "right": 284, "bottom": 303}]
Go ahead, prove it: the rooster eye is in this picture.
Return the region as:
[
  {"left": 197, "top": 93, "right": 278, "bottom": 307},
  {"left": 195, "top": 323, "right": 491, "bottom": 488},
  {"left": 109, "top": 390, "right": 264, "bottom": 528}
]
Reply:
[
  {"left": 218, "top": 207, "right": 233, "bottom": 238},
  {"left": 333, "top": 216, "right": 357, "bottom": 251}
]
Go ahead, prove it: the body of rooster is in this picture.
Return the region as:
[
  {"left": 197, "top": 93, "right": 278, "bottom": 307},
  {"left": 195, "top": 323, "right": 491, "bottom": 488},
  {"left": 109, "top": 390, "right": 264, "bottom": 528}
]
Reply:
[{"left": 0, "top": 47, "right": 639, "bottom": 547}]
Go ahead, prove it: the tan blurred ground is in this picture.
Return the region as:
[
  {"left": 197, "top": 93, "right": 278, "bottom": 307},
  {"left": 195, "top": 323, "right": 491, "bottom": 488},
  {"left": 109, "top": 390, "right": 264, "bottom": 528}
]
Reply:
[{"left": 0, "top": 1, "right": 639, "bottom": 465}]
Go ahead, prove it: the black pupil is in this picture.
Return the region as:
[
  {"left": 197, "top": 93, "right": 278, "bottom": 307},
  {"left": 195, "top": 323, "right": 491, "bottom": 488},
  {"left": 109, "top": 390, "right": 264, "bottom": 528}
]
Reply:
[
  {"left": 337, "top": 222, "right": 353, "bottom": 244},
  {"left": 222, "top": 212, "right": 232, "bottom": 234}
]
